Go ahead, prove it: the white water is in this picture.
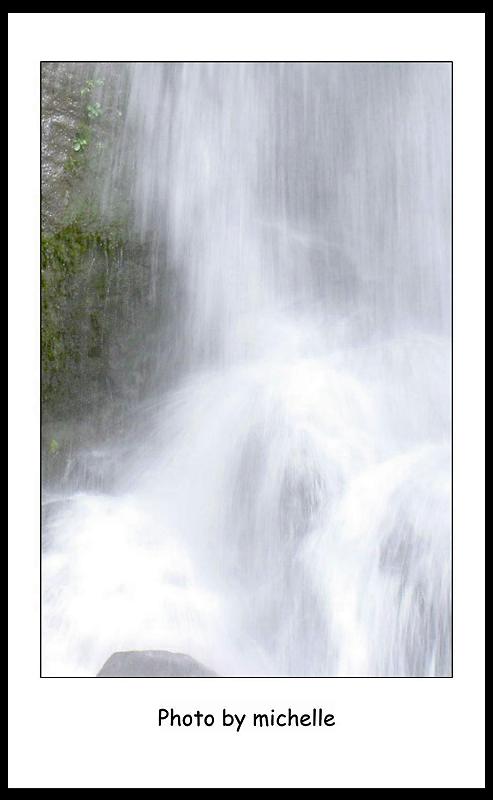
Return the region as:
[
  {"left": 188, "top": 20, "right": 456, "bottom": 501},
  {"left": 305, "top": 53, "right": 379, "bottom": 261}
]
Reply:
[{"left": 43, "top": 63, "right": 451, "bottom": 676}]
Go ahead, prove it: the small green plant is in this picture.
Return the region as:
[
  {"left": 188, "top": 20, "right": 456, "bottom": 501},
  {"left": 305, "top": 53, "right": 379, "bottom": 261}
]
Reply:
[
  {"left": 49, "top": 438, "right": 60, "bottom": 455},
  {"left": 73, "top": 134, "right": 88, "bottom": 152},
  {"left": 87, "top": 102, "right": 102, "bottom": 120},
  {"left": 80, "top": 78, "right": 104, "bottom": 97}
]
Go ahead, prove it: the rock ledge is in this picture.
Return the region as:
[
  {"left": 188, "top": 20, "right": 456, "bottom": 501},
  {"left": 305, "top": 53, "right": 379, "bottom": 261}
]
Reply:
[{"left": 97, "top": 649, "right": 217, "bottom": 677}]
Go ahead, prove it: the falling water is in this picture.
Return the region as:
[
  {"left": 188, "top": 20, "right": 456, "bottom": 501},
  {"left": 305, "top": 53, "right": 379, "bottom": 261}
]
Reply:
[{"left": 42, "top": 63, "right": 451, "bottom": 676}]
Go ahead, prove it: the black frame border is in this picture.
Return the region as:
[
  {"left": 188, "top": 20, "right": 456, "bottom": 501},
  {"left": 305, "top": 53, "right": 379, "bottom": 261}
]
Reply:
[{"left": 39, "top": 59, "right": 454, "bottom": 679}]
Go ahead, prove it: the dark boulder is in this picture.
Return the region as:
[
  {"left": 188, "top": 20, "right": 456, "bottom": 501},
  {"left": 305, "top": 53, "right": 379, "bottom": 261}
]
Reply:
[{"left": 97, "top": 650, "right": 217, "bottom": 677}]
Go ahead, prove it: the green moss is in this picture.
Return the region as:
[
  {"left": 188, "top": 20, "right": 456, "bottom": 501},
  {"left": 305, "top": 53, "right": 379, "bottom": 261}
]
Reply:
[
  {"left": 41, "top": 219, "right": 123, "bottom": 411},
  {"left": 42, "top": 66, "right": 168, "bottom": 473},
  {"left": 42, "top": 220, "right": 121, "bottom": 260}
]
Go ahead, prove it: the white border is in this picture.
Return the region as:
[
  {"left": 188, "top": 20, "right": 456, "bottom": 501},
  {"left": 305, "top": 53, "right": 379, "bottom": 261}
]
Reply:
[{"left": 8, "top": 13, "right": 485, "bottom": 789}]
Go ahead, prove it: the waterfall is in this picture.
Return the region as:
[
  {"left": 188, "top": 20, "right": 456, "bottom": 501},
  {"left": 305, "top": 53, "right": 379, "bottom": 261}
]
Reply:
[{"left": 42, "top": 62, "right": 451, "bottom": 676}]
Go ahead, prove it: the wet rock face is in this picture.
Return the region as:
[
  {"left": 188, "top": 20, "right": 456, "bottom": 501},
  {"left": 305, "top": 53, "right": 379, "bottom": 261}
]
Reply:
[
  {"left": 97, "top": 650, "right": 217, "bottom": 677},
  {"left": 41, "top": 62, "right": 93, "bottom": 229}
]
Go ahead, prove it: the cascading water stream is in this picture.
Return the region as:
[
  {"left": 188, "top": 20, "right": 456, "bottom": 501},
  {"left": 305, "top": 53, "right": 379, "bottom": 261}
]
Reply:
[{"left": 42, "top": 63, "right": 451, "bottom": 676}]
